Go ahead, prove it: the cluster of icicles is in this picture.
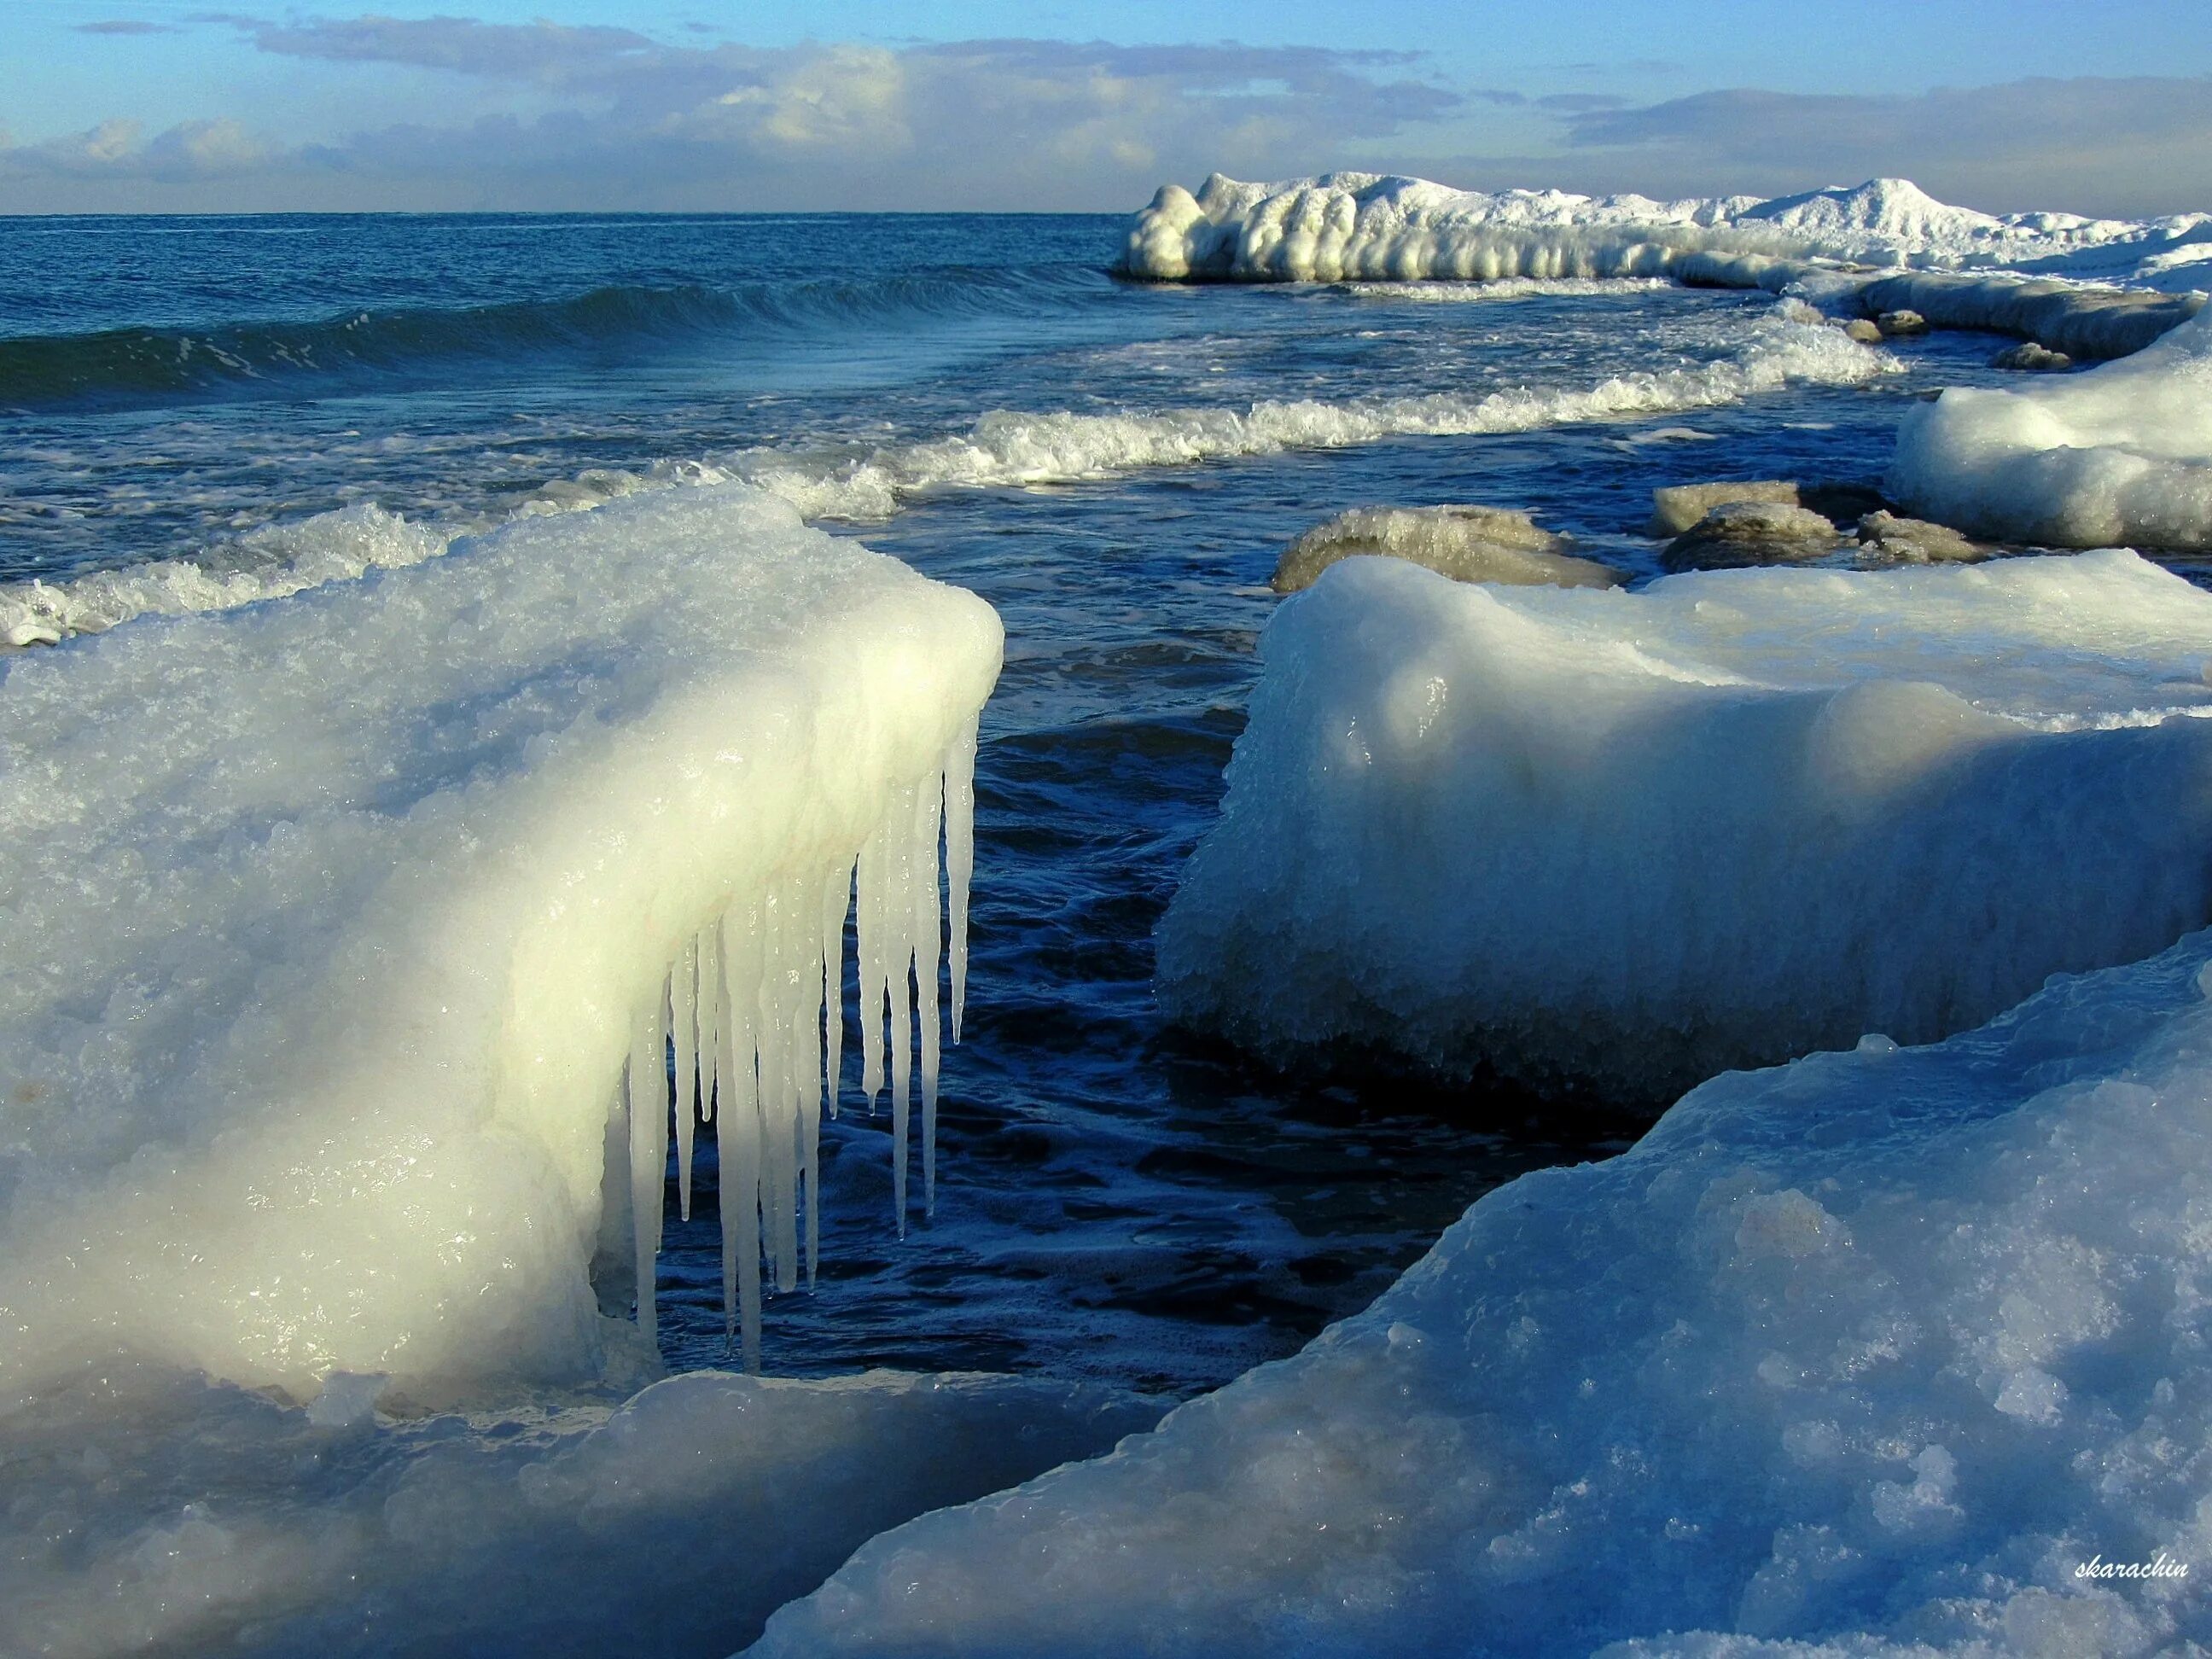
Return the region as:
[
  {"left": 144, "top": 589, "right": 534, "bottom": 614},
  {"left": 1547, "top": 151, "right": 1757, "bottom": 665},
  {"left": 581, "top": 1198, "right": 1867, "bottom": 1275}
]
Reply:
[{"left": 614, "top": 722, "right": 977, "bottom": 1371}]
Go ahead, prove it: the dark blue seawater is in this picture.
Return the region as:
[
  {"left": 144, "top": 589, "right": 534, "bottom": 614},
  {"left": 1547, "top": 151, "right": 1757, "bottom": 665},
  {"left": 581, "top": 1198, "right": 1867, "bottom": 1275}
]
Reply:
[{"left": 0, "top": 212, "right": 2042, "bottom": 1396}]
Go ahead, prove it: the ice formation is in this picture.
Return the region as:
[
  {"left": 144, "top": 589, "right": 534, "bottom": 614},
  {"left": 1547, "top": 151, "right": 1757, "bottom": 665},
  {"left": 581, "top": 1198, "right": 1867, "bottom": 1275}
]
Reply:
[
  {"left": 1122, "top": 173, "right": 2211, "bottom": 364},
  {"left": 1158, "top": 551, "right": 2212, "bottom": 1099},
  {"left": 1849, "top": 272, "right": 2203, "bottom": 361},
  {"left": 1890, "top": 306, "right": 2212, "bottom": 550},
  {"left": 0, "top": 1367, "right": 1153, "bottom": 1658},
  {"left": 0, "top": 481, "right": 1000, "bottom": 1394},
  {"left": 1122, "top": 172, "right": 2212, "bottom": 288},
  {"left": 753, "top": 927, "right": 2212, "bottom": 1656},
  {"left": 1270, "top": 505, "right": 1621, "bottom": 594}
]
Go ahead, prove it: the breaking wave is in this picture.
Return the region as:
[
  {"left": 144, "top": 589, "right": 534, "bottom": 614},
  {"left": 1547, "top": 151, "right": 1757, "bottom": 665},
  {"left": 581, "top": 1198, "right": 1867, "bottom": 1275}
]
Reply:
[{"left": 3, "top": 309, "right": 1893, "bottom": 646}]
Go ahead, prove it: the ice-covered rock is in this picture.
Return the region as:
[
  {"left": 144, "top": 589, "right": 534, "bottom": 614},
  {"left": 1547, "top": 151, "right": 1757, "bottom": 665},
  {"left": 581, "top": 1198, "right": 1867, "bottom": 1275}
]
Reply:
[
  {"left": 1662, "top": 500, "right": 1842, "bottom": 570},
  {"left": 0, "top": 482, "right": 1002, "bottom": 1394},
  {"left": 1993, "top": 341, "right": 2075, "bottom": 372},
  {"left": 1650, "top": 479, "right": 1802, "bottom": 536},
  {"left": 752, "top": 927, "right": 2212, "bottom": 1657},
  {"left": 1155, "top": 551, "right": 2212, "bottom": 1099},
  {"left": 1877, "top": 308, "right": 1930, "bottom": 337},
  {"left": 1855, "top": 509, "right": 1983, "bottom": 564},
  {"left": 1270, "top": 505, "right": 1621, "bottom": 594},
  {"left": 1890, "top": 306, "right": 2212, "bottom": 549}
]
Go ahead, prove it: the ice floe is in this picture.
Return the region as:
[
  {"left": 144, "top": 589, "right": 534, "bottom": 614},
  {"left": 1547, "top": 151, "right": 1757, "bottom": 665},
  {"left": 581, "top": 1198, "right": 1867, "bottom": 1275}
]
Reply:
[
  {"left": 754, "top": 926, "right": 2212, "bottom": 1656},
  {"left": 1157, "top": 551, "right": 2212, "bottom": 1098},
  {"left": 1891, "top": 307, "right": 2212, "bottom": 550}
]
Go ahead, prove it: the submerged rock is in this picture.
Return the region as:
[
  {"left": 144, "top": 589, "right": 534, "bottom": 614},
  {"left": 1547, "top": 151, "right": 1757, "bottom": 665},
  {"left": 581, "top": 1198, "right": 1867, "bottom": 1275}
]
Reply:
[
  {"left": 1856, "top": 509, "right": 1984, "bottom": 563},
  {"left": 1649, "top": 480, "right": 1801, "bottom": 537},
  {"left": 1662, "top": 501, "right": 1842, "bottom": 571},
  {"left": 1271, "top": 504, "right": 1623, "bottom": 594},
  {"left": 1992, "top": 341, "right": 2074, "bottom": 372}
]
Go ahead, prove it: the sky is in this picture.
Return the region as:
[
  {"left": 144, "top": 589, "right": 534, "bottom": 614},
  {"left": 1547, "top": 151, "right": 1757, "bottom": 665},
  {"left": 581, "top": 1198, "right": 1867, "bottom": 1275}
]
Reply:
[{"left": 3, "top": 0, "right": 2209, "bottom": 217}]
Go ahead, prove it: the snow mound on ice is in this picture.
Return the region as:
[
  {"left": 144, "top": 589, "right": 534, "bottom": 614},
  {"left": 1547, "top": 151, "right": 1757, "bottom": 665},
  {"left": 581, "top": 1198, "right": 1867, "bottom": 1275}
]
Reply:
[
  {"left": 1157, "top": 551, "right": 2212, "bottom": 1097},
  {"left": 1891, "top": 306, "right": 2212, "bottom": 549},
  {"left": 0, "top": 483, "right": 1000, "bottom": 1394},
  {"left": 753, "top": 927, "right": 2212, "bottom": 1657},
  {"left": 1736, "top": 178, "right": 2005, "bottom": 260}
]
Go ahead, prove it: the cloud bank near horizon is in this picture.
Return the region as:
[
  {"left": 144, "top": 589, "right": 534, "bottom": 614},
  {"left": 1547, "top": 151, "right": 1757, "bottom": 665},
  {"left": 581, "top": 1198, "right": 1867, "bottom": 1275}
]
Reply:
[{"left": 3, "top": 15, "right": 2207, "bottom": 218}]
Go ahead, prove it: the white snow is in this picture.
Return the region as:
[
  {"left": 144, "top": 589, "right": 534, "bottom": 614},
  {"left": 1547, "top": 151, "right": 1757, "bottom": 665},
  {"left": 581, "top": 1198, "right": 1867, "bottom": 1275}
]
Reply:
[
  {"left": 752, "top": 925, "right": 2212, "bottom": 1656},
  {"left": 1156, "top": 551, "right": 2212, "bottom": 1098},
  {"left": 1124, "top": 172, "right": 2212, "bottom": 288},
  {"left": 0, "top": 481, "right": 1000, "bottom": 1395},
  {"left": 1890, "top": 307, "right": 2212, "bottom": 550}
]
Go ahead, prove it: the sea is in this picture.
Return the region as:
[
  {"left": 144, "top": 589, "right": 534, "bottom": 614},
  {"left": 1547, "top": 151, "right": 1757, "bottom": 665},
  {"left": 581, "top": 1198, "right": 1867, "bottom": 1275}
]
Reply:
[{"left": 0, "top": 210, "right": 2037, "bottom": 1397}]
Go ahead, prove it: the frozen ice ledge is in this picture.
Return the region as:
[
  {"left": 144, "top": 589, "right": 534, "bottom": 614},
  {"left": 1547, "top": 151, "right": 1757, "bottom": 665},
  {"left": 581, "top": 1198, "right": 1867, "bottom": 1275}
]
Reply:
[
  {"left": 0, "top": 483, "right": 1002, "bottom": 1395},
  {"left": 1122, "top": 172, "right": 2209, "bottom": 358},
  {"left": 1159, "top": 550, "right": 2212, "bottom": 1102},
  {"left": 754, "top": 926, "right": 2212, "bottom": 1656}
]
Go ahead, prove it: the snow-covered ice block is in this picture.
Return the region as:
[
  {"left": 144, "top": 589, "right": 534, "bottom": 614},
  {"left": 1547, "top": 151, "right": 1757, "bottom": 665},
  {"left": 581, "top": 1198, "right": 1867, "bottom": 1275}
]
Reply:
[
  {"left": 1158, "top": 551, "right": 2212, "bottom": 1097},
  {"left": 752, "top": 927, "right": 2212, "bottom": 1657},
  {"left": 0, "top": 1365, "right": 1153, "bottom": 1659},
  {"left": 0, "top": 483, "right": 1000, "bottom": 1394},
  {"left": 1891, "top": 308, "right": 2212, "bottom": 550}
]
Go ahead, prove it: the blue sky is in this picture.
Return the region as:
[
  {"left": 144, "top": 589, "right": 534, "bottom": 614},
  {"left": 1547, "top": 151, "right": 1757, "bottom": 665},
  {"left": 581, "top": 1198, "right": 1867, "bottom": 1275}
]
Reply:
[{"left": 5, "top": 1, "right": 2209, "bottom": 214}]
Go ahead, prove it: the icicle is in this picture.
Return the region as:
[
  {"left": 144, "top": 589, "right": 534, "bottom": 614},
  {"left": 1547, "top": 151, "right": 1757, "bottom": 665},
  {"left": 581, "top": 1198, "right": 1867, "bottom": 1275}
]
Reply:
[
  {"left": 945, "top": 714, "right": 978, "bottom": 1042},
  {"left": 719, "top": 904, "right": 764, "bottom": 1373},
  {"left": 819, "top": 858, "right": 852, "bottom": 1121},
  {"left": 626, "top": 982, "right": 667, "bottom": 1350},
  {"left": 856, "top": 823, "right": 888, "bottom": 1109},
  {"left": 696, "top": 924, "right": 721, "bottom": 1125},
  {"left": 672, "top": 940, "right": 697, "bottom": 1221},
  {"left": 615, "top": 731, "right": 981, "bottom": 1362},
  {"left": 883, "top": 782, "right": 918, "bottom": 1237},
  {"left": 912, "top": 770, "right": 945, "bottom": 1216},
  {"left": 759, "top": 883, "right": 800, "bottom": 1296},
  {"left": 808, "top": 861, "right": 847, "bottom": 1284}
]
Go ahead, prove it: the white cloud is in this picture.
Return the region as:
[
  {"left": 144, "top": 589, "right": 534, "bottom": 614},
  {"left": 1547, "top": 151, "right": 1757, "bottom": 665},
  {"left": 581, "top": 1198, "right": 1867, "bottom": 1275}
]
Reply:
[
  {"left": 4, "top": 19, "right": 2207, "bottom": 218},
  {"left": 0, "top": 26, "right": 1462, "bottom": 212}
]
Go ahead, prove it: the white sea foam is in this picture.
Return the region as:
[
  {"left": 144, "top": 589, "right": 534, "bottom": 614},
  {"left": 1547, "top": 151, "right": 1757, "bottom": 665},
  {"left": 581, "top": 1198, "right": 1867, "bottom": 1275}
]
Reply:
[
  {"left": 731, "top": 310, "right": 1889, "bottom": 518},
  {"left": 1891, "top": 306, "right": 2212, "bottom": 549},
  {"left": 1333, "top": 276, "right": 1674, "bottom": 302},
  {"left": 0, "top": 504, "right": 449, "bottom": 646},
  {"left": 0, "top": 482, "right": 1000, "bottom": 1394},
  {"left": 2, "top": 310, "right": 1888, "bottom": 645},
  {"left": 1157, "top": 550, "right": 2212, "bottom": 1097},
  {"left": 752, "top": 927, "right": 2212, "bottom": 1656}
]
